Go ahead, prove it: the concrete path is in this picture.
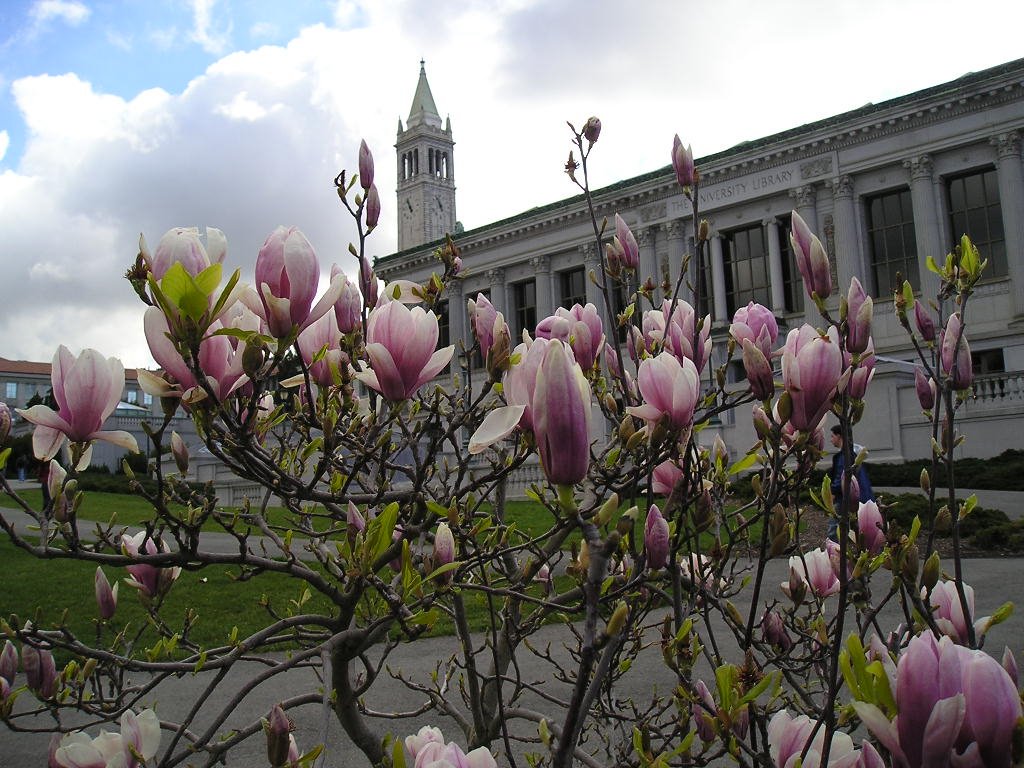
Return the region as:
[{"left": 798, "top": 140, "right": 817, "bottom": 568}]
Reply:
[{"left": 3, "top": 479, "right": 1024, "bottom": 766}]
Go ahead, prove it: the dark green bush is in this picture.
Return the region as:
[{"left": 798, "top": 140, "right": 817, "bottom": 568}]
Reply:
[{"left": 867, "top": 449, "right": 1024, "bottom": 491}]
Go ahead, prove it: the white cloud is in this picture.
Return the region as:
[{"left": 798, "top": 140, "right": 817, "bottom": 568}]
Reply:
[
  {"left": 0, "top": 131, "right": 8, "bottom": 164},
  {"left": 30, "top": 0, "right": 90, "bottom": 26},
  {"left": 105, "top": 28, "right": 133, "bottom": 51},
  {"left": 1, "top": 0, "right": 1023, "bottom": 369},
  {"left": 214, "top": 91, "right": 277, "bottom": 122},
  {"left": 249, "top": 21, "right": 278, "bottom": 40},
  {"left": 189, "top": 0, "right": 231, "bottom": 55}
]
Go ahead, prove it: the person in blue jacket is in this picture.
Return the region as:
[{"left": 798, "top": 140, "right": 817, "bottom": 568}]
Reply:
[{"left": 828, "top": 425, "right": 874, "bottom": 542}]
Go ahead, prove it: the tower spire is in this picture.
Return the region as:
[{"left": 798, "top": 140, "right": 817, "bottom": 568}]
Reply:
[{"left": 407, "top": 59, "right": 441, "bottom": 129}]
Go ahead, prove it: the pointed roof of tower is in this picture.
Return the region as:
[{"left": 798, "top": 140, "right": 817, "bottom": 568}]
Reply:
[{"left": 406, "top": 60, "right": 442, "bottom": 130}]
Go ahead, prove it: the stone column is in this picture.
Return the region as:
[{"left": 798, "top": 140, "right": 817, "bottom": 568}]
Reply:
[
  {"left": 637, "top": 227, "right": 659, "bottom": 302},
  {"left": 662, "top": 219, "right": 687, "bottom": 300},
  {"left": 709, "top": 229, "right": 728, "bottom": 323},
  {"left": 991, "top": 131, "right": 1024, "bottom": 318},
  {"left": 531, "top": 255, "right": 553, "bottom": 321},
  {"left": 447, "top": 279, "right": 467, "bottom": 356},
  {"left": 580, "top": 242, "right": 602, "bottom": 309},
  {"left": 903, "top": 154, "right": 942, "bottom": 299},
  {"left": 487, "top": 268, "right": 506, "bottom": 315},
  {"left": 828, "top": 175, "right": 861, "bottom": 296},
  {"left": 764, "top": 217, "right": 786, "bottom": 316},
  {"left": 789, "top": 184, "right": 818, "bottom": 234}
]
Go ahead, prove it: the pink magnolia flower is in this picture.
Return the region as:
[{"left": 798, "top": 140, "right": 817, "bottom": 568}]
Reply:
[
  {"left": 255, "top": 226, "right": 343, "bottom": 338},
  {"left": 767, "top": 710, "right": 859, "bottom": 768},
  {"left": 433, "top": 522, "right": 455, "bottom": 568},
  {"left": 145, "top": 226, "right": 226, "bottom": 280},
  {"left": 613, "top": 214, "right": 639, "bottom": 270},
  {"left": 54, "top": 708, "right": 160, "bottom": 768},
  {"left": 626, "top": 351, "right": 700, "bottom": 432},
  {"left": 356, "top": 299, "right": 454, "bottom": 401},
  {"left": 741, "top": 339, "right": 775, "bottom": 401},
  {"left": 914, "top": 301, "right": 936, "bottom": 342},
  {"left": 761, "top": 609, "right": 794, "bottom": 651},
  {"left": 94, "top": 567, "right": 118, "bottom": 620},
  {"left": 940, "top": 313, "right": 972, "bottom": 389},
  {"left": 22, "top": 643, "right": 57, "bottom": 699},
  {"left": 358, "top": 139, "right": 374, "bottom": 190},
  {"left": 730, "top": 301, "right": 778, "bottom": 358},
  {"left": 365, "top": 183, "right": 381, "bottom": 229},
  {"left": 854, "top": 631, "right": 1021, "bottom": 768},
  {"left": 672, "top": 135, "right": 695, "bottom": 188},
  {"left": 331, "top": 265, "right": 362, "bottom": 334},
  {"left": 468, "top": 337, "right": 550, "bottom": 454},
  {"left": 925, "top": 580, "right": 992, "bottom": 645},
  {"left": 296, "top": 311, "right": 348, "bottom": 389},
  {"left": 644, "top": 504, "right": 670, "bottom": 570},
  {"left": 843, "top": 339, "right": 875, "bottom": 400},
  {"left": 535, "top": 303, "right": 605, "bottom": 371},
  {"left": 652, "top": 459, "right": 684, "bottom": 495},
  {"left": 405, "top": 727, "right": 497, "bottom": 768},
  {"left": 122, "top": 532, "right": 181, "bottom": 599},
  {"left": 532, "top": 340, "right": 592, "bottom": 486},
  {"left": 468, "top": 293, "right": 498, "bottom": 359},
  {"left": 857, "top": 500, "right": 886, "bottom": 556},
  {"left": 790, "top": 210, "right": 832, "bottom": 300},
  {"left": 845, "top": 277, "right": 873, "bottom": 355},
  {"left": 0, "top": 640, "right": 16, "bottom": 685},
  {"left": 782, "top": 548, "right": 839, "bottom": 599},
  {"left": 692, "top": 679, "right": 716, "bottom": 742},
  {"left": 914, "top": 367, "right": 936, "bottom": 410},
  {"left": 143, "top": 307, "right": 250, "bottom": 401},
  {"left": 660, "top": 299, "right": 711, "bottom": 373},
  {"left": 17, "top": 347, "right": 138, "bottom": 463},
  {"left": 781, "top": 325, "right": 843, "bottom": 431}
]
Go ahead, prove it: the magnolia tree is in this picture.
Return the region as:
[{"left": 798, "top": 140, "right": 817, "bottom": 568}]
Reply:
[{"left": 0, "top": 123, "right": 1018, "bottom": 768}]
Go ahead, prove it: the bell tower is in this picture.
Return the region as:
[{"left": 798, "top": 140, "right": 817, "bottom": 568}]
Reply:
[{"left": 396, "top": 60, "right": 456, "bottom": 251}]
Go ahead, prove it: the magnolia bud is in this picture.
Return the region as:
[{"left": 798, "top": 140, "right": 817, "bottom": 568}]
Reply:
[
  {"left": 934, "top": 505, "right": 952, "bottom": 533},
  {"left": 605, "top": 600, "right": 628, "bottom": 637},
  {"left": 618, "top": 415, "right": 636, "bottom": 442},
  {"left": 266, "top": 704, "right": 293, "bottom": 768},
  {"left": 582, "top": 116, "right": 602, "bottom": 144},
  {"left": 577, "top": 540, "right": 590, "bottom": 573},
  {"left": 94, "top": 567, "right": 118, "bottom": 620},
  {"left": 433, "top": 522, "right": 455, "bottom": 573},
  {"left": 920, "top": 468, "right": 930, "bottom": 494},
  {"left": 921, "top": 551, "right": 941, "bottom": 592},
  {"left": 358, "top": 139, "right": 374, "bottom": 190},
  {"left": 595, "top": 494, "right": 619, "bottom": 527},
  {"left": 914, "top": 301, "right": 936, "bottom": 342},
  {"left": 698, "top": 220, "right": 709, "bottom": 242},
  {"left": 786, "top": 566, "right": 807, "bottom": 605},
  {"left": 170, "top": 431, "right": 189, "bottom": 474},
  {"left": 644, "top": 505, "right": 670, "bottom": 570},
  {"left": 364, "top": 183, "right": 381, "bottom": 229},
  {"left": 901, "top": 544, "right": 920, "bottom": 586},
  {"left": 616, "top": 505, "right": 639, "bottom": 539},
  {"left": 0, "top": 402, "right": 10, "bottom": 446},
  {"left": 0, "top": 641, "right": 17, "bottom": 685},
  {"left": 752, "top": 406, "right": 771, "bottom": 440},
  {"left": 243, "top": 342, "right": 266, "bottom": 379}
]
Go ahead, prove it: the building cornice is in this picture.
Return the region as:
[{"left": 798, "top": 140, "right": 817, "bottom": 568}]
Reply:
[{"left": 378, "top": 59, "right": 1024, "bottom": 274}]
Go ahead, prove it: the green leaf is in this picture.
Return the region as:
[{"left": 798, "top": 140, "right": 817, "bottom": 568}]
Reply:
[
  {"left": 194, "top": 263, "right": 222, "bottom": 296},
  {"left": 209, "top": 268, "right": 241, "bottom": 319},
  {"left": 737, "top": 671, "right": 775, "bottom": 705},
  {"left": 160, "top": 262, "right": 192, "bottom": 305},
  {"left": 426, "top": 501, "right": 450, "bottom": 518},
  {"left": 902, "top": 280, "right": 915, "bottom": 308},
  {"left": 714, "top": 663, "right": 737, "bottom": 708},
  {"left": 367, "top": 502, "right": 400, "bottom": 565},
  {"left": 426, "top": 561, "right": 460, "bottom": 582},
  {"left": 0, "top": 448, "right": 10, "bottom": 470},
  {"left": 926, "top": 255, "right": 941, "bottom": 275},
  {"left": 408, "top": 609, "right": 439, "bottom": 626},
  {"left": 960, "top": 494, "right": 977, "bottom": 519},
  {"left": 392, "top": 739, "right": 408, "bottom": 768},
  {"left": 728, "top": 452, "right": 758, "bottom": 475},
  {"left": 193, "top": 650, "right": 207, "bottom": 674}
]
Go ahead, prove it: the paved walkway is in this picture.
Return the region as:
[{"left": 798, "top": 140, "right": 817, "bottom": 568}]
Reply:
[{"left": 2, "top": 480, "right": 1023, "bottom": 766}]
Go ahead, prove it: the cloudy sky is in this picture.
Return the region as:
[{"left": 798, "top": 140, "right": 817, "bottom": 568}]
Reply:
[{"left": 1, "top": 0, "right": 1021, "bottom": 367}]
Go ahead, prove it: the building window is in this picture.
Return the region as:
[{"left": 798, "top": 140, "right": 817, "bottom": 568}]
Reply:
[
  {"left": 5, "top": 382, "right": 15, "bottom": 399},
  {"left": 776, "top": 221, "right": 805, "bottom": 314},
  {"left": 143, "top": 392, "right": 153, "bottom": 407},
  {"left": 126, "top": 390, "right": 138, "bottom": 404},
  {"left": 560, "top": 268, "right": 586, "bottom": 309},
  {"left": 946, "top": 169, "right": 1006, "bottom": 278},
  {"left": 513, "top": 280, "right": 537, "bottom": 335},
  {"left": 723, "top": 224, "right": 771, "bottom": 315},
  {"left": 867, "top": 188, "right": 918, "bottom": 297}
]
